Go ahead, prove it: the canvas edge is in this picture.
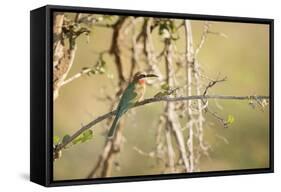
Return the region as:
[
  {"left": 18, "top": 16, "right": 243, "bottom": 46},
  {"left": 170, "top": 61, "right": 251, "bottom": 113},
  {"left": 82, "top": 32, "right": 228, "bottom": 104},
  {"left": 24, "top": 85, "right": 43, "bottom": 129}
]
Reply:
[{"left": 30, "top": 4, "right": 274, "bottom": 187}]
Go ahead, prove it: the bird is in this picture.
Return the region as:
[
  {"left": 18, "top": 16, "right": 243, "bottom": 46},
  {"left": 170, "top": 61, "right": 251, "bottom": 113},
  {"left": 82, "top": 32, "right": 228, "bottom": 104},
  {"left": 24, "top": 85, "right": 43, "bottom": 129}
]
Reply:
[{"left": 107, "top": 72, "right": 158, "bottom": 139}]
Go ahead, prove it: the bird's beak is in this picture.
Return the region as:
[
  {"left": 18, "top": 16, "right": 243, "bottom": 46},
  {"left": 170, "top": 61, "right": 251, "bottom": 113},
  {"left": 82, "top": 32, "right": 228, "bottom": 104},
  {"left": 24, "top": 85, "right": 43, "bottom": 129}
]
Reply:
[{"left": 145, "top": 74, "right": 158, "bottom": 78}]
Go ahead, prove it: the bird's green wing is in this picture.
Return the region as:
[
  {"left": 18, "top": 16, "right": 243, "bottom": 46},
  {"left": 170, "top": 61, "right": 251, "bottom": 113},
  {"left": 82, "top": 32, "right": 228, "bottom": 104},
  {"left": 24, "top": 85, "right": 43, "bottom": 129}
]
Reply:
[{"left": 117, "top": 83, "right": 138, "bottom": 115}]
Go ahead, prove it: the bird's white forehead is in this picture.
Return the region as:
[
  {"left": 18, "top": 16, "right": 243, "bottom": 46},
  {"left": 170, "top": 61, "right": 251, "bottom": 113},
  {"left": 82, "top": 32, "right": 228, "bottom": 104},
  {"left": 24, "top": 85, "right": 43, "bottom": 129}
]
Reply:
[{"left": 137, "top": 72, "right": 147, "bottom": 76}]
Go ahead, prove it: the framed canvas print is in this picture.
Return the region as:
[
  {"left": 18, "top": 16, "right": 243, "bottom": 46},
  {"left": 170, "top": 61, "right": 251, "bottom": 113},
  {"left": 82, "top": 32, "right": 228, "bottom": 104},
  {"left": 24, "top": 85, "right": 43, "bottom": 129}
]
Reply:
[{"left": 30, "top": 5, "right": 274, "bottom": 187}]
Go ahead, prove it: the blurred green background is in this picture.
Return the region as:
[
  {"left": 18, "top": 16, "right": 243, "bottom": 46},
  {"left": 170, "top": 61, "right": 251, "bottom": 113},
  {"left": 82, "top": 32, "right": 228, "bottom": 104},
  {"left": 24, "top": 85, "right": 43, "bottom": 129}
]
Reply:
[{"left": 54, "top": 14, "right": 270, "bottom": 180}]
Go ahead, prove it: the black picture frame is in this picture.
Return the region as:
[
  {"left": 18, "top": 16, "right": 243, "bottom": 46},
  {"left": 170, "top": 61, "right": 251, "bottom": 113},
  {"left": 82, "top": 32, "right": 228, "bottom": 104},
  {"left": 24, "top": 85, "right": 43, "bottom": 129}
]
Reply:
[{"left": 30, "top": 4, "right": 274, "bottom": 187}]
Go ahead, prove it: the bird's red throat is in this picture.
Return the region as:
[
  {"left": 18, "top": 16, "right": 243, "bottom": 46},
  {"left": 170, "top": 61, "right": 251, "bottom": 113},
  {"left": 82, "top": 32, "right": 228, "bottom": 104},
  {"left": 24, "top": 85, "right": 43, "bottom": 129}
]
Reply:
[{"left": 138, "top": 78, "right": 146, "bottom": 85}]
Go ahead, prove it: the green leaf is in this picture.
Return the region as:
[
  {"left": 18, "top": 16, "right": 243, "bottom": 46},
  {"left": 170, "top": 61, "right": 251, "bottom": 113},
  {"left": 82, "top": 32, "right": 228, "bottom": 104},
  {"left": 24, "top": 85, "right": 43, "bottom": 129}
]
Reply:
[
  {"left": 62, "top": 134, "right": 71, "bottom": 144},
  {"left": 226, "top": 114, "right": 235, "bottom": 125},
  {"left": 168, "top": 21, "right": 176, "bottom": 33},
  {"left": 82, "top": 129, "right": 93, "bottom": 141},
  {"left": 99, "top": 67, "right": 105, "bottom": 73},
  {"left": 100, "top": 58, "right": 106, "bottom": 66},
  {"left": 72, "top": 138, "right": 82, "bottom": 145},
  {"left": 81, "top": 67, "right": 89, "bottom": 71},
  {"left": 159, "top": 22, "right": 171, "bottom": 39},
  {"left": 53, "top": 135, "right": 60, "bottom": 145},
  {"left": 72, "top": 134, "right": 83, "bottom": 145},
  {"left": 171, "top": 33, "right": 180, "bottom": 41},
  {"left": 72, "top": 130, "right": 93, "bottom": 145},
  {"left": 90, "top": 70, "right": 96, "bottom": 75},
  {"left": 154, "top": 91, "right": 169, "bottom": 98},
  {"left": 159, "top": 23, "right": 167, "bottom": 35},
  {"left": 161, "top": 83, "right": 169, "bottom": 91},
  {"left": 103, "top": 15, "right": 113, "bottom": 21}
]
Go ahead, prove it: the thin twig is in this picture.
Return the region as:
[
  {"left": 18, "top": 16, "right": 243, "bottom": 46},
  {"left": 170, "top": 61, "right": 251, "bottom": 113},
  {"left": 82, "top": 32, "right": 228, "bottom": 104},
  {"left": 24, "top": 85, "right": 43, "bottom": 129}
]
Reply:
[
  {"left": 61, "top": 50, "right": 111, "bottom": 87},
  {"left": 202, "top": 76, "right": 227, "bottom": 96},
  {"left": 195, "top": 22, "right": 211, "bottom": 57},
  {"left": 202, "top": 76, "right": 228, "bottom": 128},
  {"left": 60, "top": 68, "right": 92, "bottom": 86},
  {"left": 207, "top": 109, "right": 227, "bottom": 128},
  {"left": 133, "top": 146, "right": 155, "bottom": 158}
]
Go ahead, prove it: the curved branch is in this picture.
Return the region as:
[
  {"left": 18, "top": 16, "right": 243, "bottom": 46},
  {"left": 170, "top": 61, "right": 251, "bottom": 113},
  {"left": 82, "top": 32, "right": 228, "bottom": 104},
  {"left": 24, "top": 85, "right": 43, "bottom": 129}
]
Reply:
[{"left": 54, "top": 94, "right": 269, "bottom": 156}]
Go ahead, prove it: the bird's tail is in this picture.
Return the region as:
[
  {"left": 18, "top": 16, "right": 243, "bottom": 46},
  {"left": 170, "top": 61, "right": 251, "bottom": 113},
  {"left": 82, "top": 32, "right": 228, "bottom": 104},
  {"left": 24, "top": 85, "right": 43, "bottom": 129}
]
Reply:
[{"left": 107, "top": 114, "right": 120, "bottom": 139}]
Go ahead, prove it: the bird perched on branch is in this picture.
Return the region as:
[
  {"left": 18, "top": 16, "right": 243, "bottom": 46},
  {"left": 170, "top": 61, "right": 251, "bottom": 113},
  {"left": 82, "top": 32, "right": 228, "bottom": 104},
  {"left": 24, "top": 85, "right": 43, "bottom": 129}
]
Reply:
[{"left": 108, "top": 72, "right": 158, "bottom": 139}]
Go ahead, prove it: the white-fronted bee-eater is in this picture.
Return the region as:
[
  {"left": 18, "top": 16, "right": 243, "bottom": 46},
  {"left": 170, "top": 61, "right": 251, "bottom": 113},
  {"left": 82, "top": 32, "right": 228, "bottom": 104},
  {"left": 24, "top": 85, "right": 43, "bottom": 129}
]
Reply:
[{"left": 107, "top": 72, "right": 158, "bottom": 138}]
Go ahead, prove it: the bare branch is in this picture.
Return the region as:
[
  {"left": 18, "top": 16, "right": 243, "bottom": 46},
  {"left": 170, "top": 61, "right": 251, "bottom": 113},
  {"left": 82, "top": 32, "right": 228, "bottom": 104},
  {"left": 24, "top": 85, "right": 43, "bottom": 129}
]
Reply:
[
  {"left": 207, "top": 109, "right": 227, "bottom": 128},
  {"left": 184, "top": 20, "right": 195, "bottom": 172},
  {"left": 163, "top": 35, "right": 190, "bottom": 173},
  {"left": 164, "top": 38, "right": 176, "bottom": 173},
  {"left": 129, "top": 17, "right": 140, "bottom": 81},
  {"left": 54, "top": 94, "right": 269, "bottom": 158},
  {"left": 60, "top": 67, "right": 92, "bottom": 86},
  {"left": 109, "top": 17, "right": 128, "bottom": 84},
  {"left": 202, "top": 76, "right": 227, "bottom": 96},
  {"left": 201, "top": 75, "right": 229, "bottom": 128}
]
